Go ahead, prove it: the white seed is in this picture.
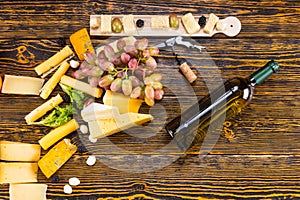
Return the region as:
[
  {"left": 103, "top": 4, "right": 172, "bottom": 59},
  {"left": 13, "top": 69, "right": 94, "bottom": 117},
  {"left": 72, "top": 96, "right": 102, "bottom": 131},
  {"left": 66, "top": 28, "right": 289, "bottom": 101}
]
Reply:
[
  {"left": 89, "top": 135, "right": 97, "bottom": 143},
  {"left": 69, "top": 177, "right": 80, "bottom": 186},
  {"left": 86, "top": 155, "right": 96, "bottom": 166},
  {"left": 80, "top": 125, "right": 88, "bottom": 134},
  {"left": 70, "top": 60, "right": 80, "bottom": 69},
  {"left": 63, "top": 184, "right": 72, "bottom": 194}
]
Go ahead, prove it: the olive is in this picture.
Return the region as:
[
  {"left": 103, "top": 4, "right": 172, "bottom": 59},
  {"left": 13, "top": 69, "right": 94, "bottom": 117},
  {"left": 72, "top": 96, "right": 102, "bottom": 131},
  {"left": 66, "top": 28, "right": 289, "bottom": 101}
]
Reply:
[
  {"left": 112, "top": 18, "right": 123, "bottom": 33},
  {"left": 136, "top": 19, "right": 144, "bottom": 28},
  {"left": 169, "top": 14, "right": 179, "bottom": 29}
]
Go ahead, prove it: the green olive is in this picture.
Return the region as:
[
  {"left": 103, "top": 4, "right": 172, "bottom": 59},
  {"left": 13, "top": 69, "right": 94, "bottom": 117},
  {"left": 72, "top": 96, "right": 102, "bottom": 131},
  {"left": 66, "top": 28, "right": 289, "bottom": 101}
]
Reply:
[
  {"left": 112, "top": 18, "right": 123, "bottom": 33},
  {"left": 169, "top": 14, "right": 179, "bottom": 29}
]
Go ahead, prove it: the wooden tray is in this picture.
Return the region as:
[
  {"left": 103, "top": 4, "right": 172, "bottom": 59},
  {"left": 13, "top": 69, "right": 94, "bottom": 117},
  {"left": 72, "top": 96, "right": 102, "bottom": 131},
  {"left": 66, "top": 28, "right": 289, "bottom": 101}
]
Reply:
[{"left": 90, "top": 15, "right": 241, "bottom": 37}]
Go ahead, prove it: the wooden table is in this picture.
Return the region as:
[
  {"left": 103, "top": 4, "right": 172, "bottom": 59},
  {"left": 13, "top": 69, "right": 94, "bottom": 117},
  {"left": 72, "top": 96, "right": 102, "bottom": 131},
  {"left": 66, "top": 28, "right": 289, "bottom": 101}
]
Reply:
[{"left": 0, "top": 0, "right": 299, "bottom": 199}]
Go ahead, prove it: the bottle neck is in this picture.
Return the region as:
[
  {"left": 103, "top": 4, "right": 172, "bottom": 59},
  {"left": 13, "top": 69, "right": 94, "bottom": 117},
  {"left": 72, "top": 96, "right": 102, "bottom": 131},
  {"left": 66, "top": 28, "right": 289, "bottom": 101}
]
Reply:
[{"left": 248, "top": 60, "right": 279, "bottom": 87}]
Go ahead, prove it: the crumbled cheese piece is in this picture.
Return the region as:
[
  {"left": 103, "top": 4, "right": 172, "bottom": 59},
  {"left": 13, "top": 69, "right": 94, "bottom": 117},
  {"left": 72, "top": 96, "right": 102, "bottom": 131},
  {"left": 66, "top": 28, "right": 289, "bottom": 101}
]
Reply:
[
  {"left": 70, "top": 60, "right": 80, "bottom": 69},
  {"left": 86, "top": 155, "right": 96, "bottom": 166},
  {"left": 68, "top": 177, "right": 80, "bottom": 186},
  {"left": 80, "top": 125, "right": 88, "bottom": 134},
  {"left": 63, "top": 184, "right": 72, "bottom": 194},
  {"left": 88, "top": 135, "right": 97, "bottom": 143}
]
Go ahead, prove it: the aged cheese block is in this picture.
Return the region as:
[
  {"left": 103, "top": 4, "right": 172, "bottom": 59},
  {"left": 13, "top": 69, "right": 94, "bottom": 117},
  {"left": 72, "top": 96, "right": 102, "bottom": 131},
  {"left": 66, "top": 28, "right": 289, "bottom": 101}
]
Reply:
[
  {"left": 181, "top": 13, "right": 200, "bottom": 34},
  {"left": 1, "top": 75, "right": 44, "bottom": 95},
  {"left": 60, "top": 75, "right": 103, "bottom": 98},
  {"left": 34, "top": 45, "right": 73, "bottom": 76},
  {"left": 151, "top": 16, "right": 170, "bottom": 29},
  {"left": 81, "top": 103, "right": 120, "bottom": 122},
  {"left": 10, "top": 183, "right": 47, "bottom": 200},
  {"left": 40, "top": 60, "right": 70, "bottom": 99},
  {"left": 0, "top": 162, "right": 38, "bottom": 184},
  {"left": 204, "top": 13, "right": 219, "bottom": 34},
  {"left": 89, "top": 112, "right": 153, "bottom": 139},
  {"left": 0, "top": 141, "right": 41, "bottom": 162},
  {"left": 70, "top": 28, "right": 95, "bottom": 60},
  {"left": 122, "top": 14, "right": 136, "bottom": 34},
  {"left": 25, "top": 94, "right": 63, "bottom": 124},
  {"left": 103, "top": 90, "right": 143, "bottom": 114},
  {"left": 38, "top": 139, "right": 77, "bottom": 179},
  {"left": 100, "top": 15, "right": 112, "bottom": 33},
  {"left": 39, "top": 119, "right": 79, "bottom": 150}
]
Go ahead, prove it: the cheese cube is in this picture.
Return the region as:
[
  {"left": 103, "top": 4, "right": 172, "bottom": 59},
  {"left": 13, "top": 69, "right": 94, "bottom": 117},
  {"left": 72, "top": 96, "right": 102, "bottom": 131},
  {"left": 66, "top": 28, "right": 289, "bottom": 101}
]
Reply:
[
  {"left": 0, "top": 162, "right": 38, "bottom": 184},
  {"left": 0, "top": 141, "right": 41, "bottom": 161},
  {"left": 10, "top": 183, "right": 47, "bottom": 200},
  {"left": 151, "top": 16, "right": 170, "bottom": 29},
  {"left": 1, "top": 75, "right": 44, "bottom": 95},
  {"left": 122, "top": 15, "right": 136, "bottom": 34},
  {"left": 204, "top": 13, "right": 219, "bottom": 34},
  {"left": 100, "top": 15, "right": 112, "bottom": 33},
  {"left": 89, "top": 112, "right": 153, "bottom": 139},
  {"left": 181, "top": 13, "right": 200, "bottom": 34}
]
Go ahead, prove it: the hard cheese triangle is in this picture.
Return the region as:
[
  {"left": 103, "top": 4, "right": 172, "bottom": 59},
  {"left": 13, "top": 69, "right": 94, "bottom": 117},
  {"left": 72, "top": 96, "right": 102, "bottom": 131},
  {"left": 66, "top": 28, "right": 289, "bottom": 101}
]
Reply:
[{"left": 89, "top": 112, "right": 153, "bottom": 139}]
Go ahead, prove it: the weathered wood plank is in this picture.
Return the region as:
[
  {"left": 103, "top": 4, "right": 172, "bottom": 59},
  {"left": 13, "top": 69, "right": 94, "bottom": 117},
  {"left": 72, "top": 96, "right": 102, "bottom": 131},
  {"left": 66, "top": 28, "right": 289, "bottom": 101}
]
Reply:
[{"left": 0, "top": 0, "right": 299, "bottom": 39}]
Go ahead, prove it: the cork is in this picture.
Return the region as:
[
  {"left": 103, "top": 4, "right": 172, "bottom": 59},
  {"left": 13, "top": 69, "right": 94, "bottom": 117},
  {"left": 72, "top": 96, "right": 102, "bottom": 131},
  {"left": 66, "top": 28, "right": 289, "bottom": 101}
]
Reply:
[{"left": 179, "top": 62, "right": 197, "bottom": 83}]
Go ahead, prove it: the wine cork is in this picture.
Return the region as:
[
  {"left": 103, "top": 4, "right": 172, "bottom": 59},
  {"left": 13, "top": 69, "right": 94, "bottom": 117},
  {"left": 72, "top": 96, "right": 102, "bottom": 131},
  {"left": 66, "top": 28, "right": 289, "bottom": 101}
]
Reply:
[{"left": 179, "top": 62, "right": 197, "bottom": 83}]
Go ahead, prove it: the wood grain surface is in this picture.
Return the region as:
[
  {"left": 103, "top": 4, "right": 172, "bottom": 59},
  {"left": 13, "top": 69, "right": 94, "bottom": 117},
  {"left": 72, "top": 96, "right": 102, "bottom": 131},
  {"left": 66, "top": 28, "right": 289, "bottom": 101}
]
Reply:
[{"left": 0, "top": 0, "right": 300, "bottom": 199}]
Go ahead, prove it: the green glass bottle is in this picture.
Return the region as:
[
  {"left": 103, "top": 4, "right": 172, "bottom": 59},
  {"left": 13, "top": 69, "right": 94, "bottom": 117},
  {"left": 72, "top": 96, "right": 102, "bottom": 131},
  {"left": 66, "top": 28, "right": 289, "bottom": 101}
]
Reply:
[{"left": 165, "top": 60, "right": 279, "bottom": 150}]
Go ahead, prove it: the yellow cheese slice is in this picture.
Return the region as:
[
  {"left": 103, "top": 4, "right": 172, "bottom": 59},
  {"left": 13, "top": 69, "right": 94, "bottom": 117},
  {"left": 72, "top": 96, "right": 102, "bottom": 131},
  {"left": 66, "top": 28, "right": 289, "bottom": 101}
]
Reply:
[
  {"left": 1, "top": 75, "right": 44, "bottom": 95},
  {"left": 10, "top": 183, "right": 47, "bottom": 200},
  {"left": 34, "top": 45, "right": 73, "bottom": 76},
  {"left": 40, "top": 60, "right": 70, "bottom": 99},
  {"left": 103, "top": 90, "right": 143, "bottom": 114},
  {"left": 60, "top": 75, "right": 103, "bottom": 98},
  {"left": 38, "top": 139, "right": 77, "bottom": 179},
  {"left": 0, "top": 141, "right": 41, "bottom": 162},
  {"left": 0, "top": 162, "right": 38, "bottom": 184},
  {"left": 81, "top": 102, "right": 120, "bottom": 122},
  {"left": 39, "top": 119, "right": 79, "bottom": 150},
  {"left": 89, "top": 112, "right": 153, "bottom": 139},
  {"left": 25, "top": 94, "right": 63, "bottom": 124}
]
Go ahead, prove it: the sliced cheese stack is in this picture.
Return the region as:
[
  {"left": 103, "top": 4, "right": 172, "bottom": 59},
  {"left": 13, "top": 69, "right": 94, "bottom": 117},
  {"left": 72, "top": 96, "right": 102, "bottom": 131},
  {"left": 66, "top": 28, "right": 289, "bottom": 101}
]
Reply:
[
  {"left": 1, "top": 75, "right": 44, "bottom": 95},
  {"left": 38, "top": 139, "right": 77, "bottom": 178},
  {"left": 0, "top": 141, "right": 41, "bottom": 184},
  {"left": 10, "top": 183, "right": 47, "bottom": 200}
]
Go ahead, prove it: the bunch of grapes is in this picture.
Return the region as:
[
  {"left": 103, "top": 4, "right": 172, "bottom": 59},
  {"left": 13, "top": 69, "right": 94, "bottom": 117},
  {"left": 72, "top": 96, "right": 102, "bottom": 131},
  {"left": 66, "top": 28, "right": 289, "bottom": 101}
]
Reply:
[{"left": 72, "top": 38, "right": 164, "bottom": 106}]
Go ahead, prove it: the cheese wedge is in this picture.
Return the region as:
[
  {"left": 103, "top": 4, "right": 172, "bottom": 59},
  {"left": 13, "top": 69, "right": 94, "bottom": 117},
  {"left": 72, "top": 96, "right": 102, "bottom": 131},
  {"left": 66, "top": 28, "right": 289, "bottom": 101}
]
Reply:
[
  {"left": 151, "top": 16, "right": 170, "bottom": 29},
  {"left": 70, "top": 28, "right": 95, "bottom": 60},
  {"left": 204, "top": 13, "right": 219, "bottom": 34},
  {"left": 35, "top": 45, "right": 73, "bottom": 76},
  {"left": 81, "top": 103, "right": 120, "bottom": 122},
  {"left": 100, "top": 15, "right": 112, "bottom": 33},
  {"left": 10, "top": 183, "right": 47, "bottom": 200},
  {"left": 25, "top": 94, "right": 63, "bottom": 124},
  {"left": 40, "top": 61, "right": 70, "bottom": 99},
  {"left": 39, "top": 119, "right": 79, "bottom": 150},
  {"left": 181, "top": 13, "right": 200, "bottom": 34},
  {"left": 122, "top": 15, "right": 136, "bottom": 34},
  {"left": 103, "top": 90, "right": 143, "bottom": 114},
  {"left": 0, "top": 141, "right": 41, "bottom": 162},
  {"left": 38, "top": 139, "right": 77, "bottom": 178},
  {"left": 60, "top": 75, "right": 103, "bottom": 98},
  {"left": 89, "top": 112, "right": 153, "bottom": 139},
  {"left": 0, "top": 162, "right": 38, "bottom": 184},
  {"left": 1, "top": 75, "right": 44, "bottom": 95}
]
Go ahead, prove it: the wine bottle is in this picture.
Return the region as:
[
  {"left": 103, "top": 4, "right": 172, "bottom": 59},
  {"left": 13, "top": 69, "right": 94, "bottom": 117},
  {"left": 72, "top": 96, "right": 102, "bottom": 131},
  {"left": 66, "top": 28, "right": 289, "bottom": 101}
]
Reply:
[{"left": 165, "top": 60, "right": 279, "bottom": 150}]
